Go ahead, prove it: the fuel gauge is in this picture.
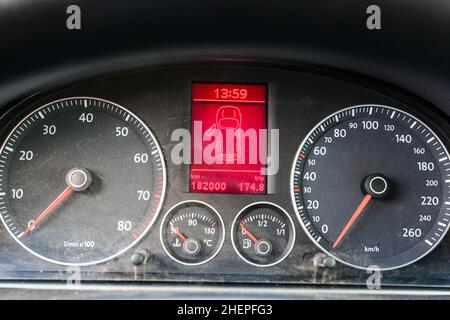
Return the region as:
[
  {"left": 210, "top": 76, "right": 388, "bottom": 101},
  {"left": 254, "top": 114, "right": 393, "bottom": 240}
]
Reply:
[
  {"left": 160, "top": 201, "right": 225, "bottom": 265},
  {"left": 231, "top": 202, "right": 295, "bottom": 267}
]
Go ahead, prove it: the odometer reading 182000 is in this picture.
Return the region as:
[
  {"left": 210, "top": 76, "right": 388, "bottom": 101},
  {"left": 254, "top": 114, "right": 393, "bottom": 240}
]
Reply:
[{"left": 291, "top": 105, "right": 450, "bottom": 270}]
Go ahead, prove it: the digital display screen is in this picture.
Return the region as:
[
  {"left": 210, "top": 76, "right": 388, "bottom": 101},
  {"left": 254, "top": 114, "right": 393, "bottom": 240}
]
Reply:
[{"left": 190, "top": 83, "right": 267, "bottom": 194}]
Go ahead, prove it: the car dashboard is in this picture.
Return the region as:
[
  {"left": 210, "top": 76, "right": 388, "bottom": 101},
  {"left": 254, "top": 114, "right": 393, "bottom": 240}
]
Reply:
[{"left": 0, "top": 0, "right": 449, "bottom": 300}]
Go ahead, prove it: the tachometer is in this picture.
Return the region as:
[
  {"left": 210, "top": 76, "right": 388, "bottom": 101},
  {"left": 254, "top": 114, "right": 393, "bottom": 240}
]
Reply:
[
  {"left": 0, "top": 97, "right": 166, "bottom": 266},
  {"left": 291, "top": 105, "right": 450, "bottom": 270}
]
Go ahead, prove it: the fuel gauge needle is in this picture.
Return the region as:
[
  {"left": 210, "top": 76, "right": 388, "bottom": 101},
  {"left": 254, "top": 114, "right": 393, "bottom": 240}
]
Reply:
[
  {"left": 19, "top": 186, "right": 74, "bottom": 238},
  {"left": 332, "top": 194, "right": 372, "bottom": 249},
  {"left": 240, "top": 222, "right": 258, "bottom": 243}
]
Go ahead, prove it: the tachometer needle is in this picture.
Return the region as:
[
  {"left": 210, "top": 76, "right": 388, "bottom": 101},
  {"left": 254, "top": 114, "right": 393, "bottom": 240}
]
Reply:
[
  {"left": 240, "top": 222, "right": 258, "bottom": 243},
  {"left": 332, "top": 194, "right": 373, "bottom": 249},
  {"left": 20, "top": 186, "right": 74, "bottom": 237}
]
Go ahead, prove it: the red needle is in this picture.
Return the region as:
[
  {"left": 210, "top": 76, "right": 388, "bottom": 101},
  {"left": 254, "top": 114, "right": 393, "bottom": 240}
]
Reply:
[
  {"left": 332, "top": 194, "right": 373, "bottom": 249},
  {"left": 171, "top": 225, "right": 187, "bottom": 241},
  {"left": 240, "top": 222, "right": 258, "bottom": 243},
  {"left": 21, "top": 186, "right": 74, "bottom": 237}
]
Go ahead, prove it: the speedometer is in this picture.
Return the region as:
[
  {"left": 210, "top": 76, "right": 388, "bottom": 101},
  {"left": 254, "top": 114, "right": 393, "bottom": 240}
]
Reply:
[
  {"left": 0, "top": 97, "right": 166, "bottom": 266},
  {"left": 291, "top": 105, "right": 450, "bottom": 270}
]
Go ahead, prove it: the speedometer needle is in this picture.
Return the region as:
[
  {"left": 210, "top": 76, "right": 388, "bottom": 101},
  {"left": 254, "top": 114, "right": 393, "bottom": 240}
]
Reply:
[
  {"left": 332, "top": 194, "right": 373, "bottom": 249},
  {"left": 20, "top": 186, "right": 74, "bottom": 237}
]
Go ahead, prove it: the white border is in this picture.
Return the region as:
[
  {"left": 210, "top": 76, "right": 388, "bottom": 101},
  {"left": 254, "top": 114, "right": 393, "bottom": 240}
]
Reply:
[
  {"left": 2, "top": 282, "right": 450, "bottom": 299},
  {"left": 0, "top": 96, "right": 167, "bottom": 266},
  {"left": 231, "top": 201, "right": 296, "bottom": 267},
  {"left": 289, "top": 104, "right": 450, "bottom": 271},
  {"left": 159, "top": 200, "right": 225, "bottom": 266}
]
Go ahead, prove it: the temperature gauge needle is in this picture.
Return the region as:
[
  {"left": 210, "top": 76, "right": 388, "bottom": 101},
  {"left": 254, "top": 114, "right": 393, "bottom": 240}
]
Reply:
[
  {"left": 332, "top": 194, "right": 373, "bottom": 249},
  {"left": 20, "top": 186, "right": 74, "bottom": 237},
  {"left": 240, "top": 222, "right": 258, "bottom": 243},
  {"left": 171, "top": 225, "right": 187, "bottom": 241}
]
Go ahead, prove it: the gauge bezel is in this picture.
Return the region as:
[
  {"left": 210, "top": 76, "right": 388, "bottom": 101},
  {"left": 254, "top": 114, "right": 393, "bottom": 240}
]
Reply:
[
  {"left": 231, "top": 201, "right": 296, "bottom": 267},
  {"left": 0, "top": 96, "right": 167, "bottom": 266},
  {"left": 159, "top": 200, "right": 225, "bottom": 266},
  {"left": 290, "top": 104, "right": 450, "bottom": 271}
]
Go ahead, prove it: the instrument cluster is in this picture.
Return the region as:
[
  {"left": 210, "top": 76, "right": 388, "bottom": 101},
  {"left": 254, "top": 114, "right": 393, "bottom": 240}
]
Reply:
[{"left": 0, "top": 64, "right": 448, "bottom": 288}]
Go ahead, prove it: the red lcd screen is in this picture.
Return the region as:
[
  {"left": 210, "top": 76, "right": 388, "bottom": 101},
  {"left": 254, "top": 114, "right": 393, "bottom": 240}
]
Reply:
[{"left": 190, "top": 83, "right": 267, "bottom": 194}]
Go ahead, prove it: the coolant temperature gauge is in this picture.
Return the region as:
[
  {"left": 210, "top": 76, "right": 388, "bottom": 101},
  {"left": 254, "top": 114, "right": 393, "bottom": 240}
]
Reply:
[
  {"left": 160, "top": 201, "right": 225, "bottom": 265},
  {"left": 231, "top": 202, "right": 296, "bottom": 267}
]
